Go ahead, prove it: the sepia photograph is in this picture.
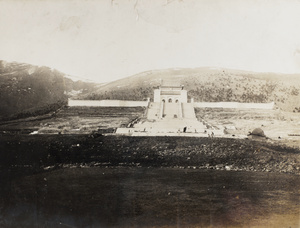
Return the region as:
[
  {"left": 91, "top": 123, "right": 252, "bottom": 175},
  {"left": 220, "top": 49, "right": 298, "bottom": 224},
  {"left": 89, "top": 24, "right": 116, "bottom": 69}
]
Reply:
[{"left": 0, "top": 0, "right": 300, "bottom": 227}]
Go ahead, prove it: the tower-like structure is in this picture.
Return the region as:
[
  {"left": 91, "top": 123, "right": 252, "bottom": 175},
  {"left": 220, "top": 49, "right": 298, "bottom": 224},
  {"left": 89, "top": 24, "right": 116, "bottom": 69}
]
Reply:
[
  {"left": 153, "top": 81, "right": 187, "bottom": 103},
  {"left": 147, "top": 80, "right": 195, "bottom": 120}
]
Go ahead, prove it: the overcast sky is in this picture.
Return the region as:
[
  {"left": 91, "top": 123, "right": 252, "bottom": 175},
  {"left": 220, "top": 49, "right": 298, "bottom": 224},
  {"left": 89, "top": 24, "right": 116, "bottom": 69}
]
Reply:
[{"left": 1, "top": 0, "right": 300, "bottom": 82}]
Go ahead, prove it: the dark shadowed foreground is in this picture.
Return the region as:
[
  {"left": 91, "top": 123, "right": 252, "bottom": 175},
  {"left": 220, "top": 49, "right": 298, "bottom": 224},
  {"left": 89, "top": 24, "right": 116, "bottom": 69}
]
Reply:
[
  {"left": 0, "top": 168, "right": 299, "bottom": 228},
  {"left": 0, "top": 135, "right": 299, "bottom": 227}
]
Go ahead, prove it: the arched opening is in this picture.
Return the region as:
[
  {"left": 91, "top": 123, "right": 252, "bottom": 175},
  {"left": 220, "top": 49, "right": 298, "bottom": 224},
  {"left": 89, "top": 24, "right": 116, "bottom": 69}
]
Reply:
[
  {"left": 162, "top": 99, "right": 165, "bottom": 103},
  {"left": 168, "top": 98, "right": 172, "bottom": 103},
  {"left": 175, "top": 99, "right": 179, "bottom": 103}
]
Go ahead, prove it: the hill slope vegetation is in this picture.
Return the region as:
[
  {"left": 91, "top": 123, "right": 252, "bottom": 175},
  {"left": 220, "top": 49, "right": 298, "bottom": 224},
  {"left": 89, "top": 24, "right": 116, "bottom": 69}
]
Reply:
[
  {"left": 0, "top": 61, "right": 68, "bottom": 120},
  {"left": 80, "top": 68, "right": 300, "bottom": 112}
]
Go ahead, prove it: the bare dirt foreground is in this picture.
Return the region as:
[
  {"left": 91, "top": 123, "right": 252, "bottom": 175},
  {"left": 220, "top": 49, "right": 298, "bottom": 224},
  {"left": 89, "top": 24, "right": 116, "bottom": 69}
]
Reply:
[
  {"left": 0, "top": 135, "right": 299, "bottom": 227},
  {"left": 0, "top": 167, "right": 299, "bottom": 228},
  {"left": 0, "top": 106, "right": 300, "bottom": 227}
]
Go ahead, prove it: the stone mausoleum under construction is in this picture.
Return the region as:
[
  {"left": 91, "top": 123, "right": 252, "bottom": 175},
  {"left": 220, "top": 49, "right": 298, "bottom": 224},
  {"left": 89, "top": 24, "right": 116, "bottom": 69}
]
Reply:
[{"left": 116, "top": 81, "right": 223, "bottom": 136}]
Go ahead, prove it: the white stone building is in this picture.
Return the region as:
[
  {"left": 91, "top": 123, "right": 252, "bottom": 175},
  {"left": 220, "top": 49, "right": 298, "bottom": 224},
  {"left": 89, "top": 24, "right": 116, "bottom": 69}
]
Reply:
[
  {"left": 148, "top": 80, "right": 194, "bottom": 120},
  {"left": 153, "top": 81, "right": 187, "bottom": 103}
]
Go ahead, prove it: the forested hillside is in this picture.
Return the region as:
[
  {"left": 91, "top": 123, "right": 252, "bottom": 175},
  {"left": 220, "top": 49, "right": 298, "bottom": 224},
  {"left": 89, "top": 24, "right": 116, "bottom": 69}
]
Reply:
[
  {"left": 0, "top": 61, "right": 67, "bottom": 120},
  {"left": 79, "top": 68, "right": 300, "bottom": 112},
  {"left": 63, "top": 77, "right": 99, "bottom": 98},
  {"left": 1, "top": 62, "right": 299, "bottom": 119}
]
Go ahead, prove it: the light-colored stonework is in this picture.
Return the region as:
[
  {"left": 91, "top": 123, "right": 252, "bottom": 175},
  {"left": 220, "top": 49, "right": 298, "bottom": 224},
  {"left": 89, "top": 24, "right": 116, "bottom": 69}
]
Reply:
[
  {"left": 68, "top": 99, "right": 149, "bottom": 107},
  {"left": 116, "top": 81, "right": 220, "bottom": 136}
]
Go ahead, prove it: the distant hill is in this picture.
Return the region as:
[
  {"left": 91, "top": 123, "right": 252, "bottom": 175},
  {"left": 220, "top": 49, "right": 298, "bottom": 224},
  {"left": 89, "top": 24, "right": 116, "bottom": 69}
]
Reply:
[
  {"left": 0, "top": 60, "right": 102, "bottom": 120},
  {"left": 1, "top": 62, "right": 299, "bottom": 119},
  {"left": 0, "top": 61, "right": 69, "bottom": 120},
  {"left": 79, "top": 68, "right": 300, "bottom": 112},
  {"left": 63, "top": 77, "right": 100, "bottom": 98}
]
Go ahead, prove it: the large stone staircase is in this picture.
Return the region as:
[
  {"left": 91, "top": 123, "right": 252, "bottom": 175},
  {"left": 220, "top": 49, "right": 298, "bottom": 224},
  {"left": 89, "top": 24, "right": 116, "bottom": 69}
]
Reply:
[
  {"left": 146, "top": 102, "right": 160, "bottom": 120},
  {"left": 122, "top": 101, "right": 210, "bottom": 135},
  {"left": 182, "top": 103, "right": 196, "bottom": 119},
  {"left": 164, "top": 103, "right": 181, "bottom": 119}
]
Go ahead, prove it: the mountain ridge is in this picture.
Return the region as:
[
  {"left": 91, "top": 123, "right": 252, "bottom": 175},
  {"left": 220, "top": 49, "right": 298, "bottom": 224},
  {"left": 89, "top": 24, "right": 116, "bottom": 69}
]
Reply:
[
  {"left": 80, "top": 67, "right": 300, "bottom": 112},
  {"left": 1, "top": 60, "right": 299, "bottom": 119},
  {"left": 0, "top": 60, "right": 98, "bottom": 120}
]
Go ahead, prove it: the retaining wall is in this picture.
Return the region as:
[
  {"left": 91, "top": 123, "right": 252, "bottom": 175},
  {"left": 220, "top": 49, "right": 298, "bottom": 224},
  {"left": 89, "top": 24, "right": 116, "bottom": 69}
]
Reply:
[
  {"left": 193, "top": 102, "right": 274, "bottom": 110},
  {"left": 68, "top": 99, "right": 149, "bottom": 107},
  {"left": 69, "top": 99, "right": 274, "bottom": 110}
]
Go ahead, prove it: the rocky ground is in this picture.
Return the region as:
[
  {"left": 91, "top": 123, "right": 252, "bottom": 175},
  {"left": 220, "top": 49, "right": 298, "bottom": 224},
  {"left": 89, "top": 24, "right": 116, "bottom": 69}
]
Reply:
[
  {"left": 1, "top": 134, "right": 299, "bottom": 177},
  {"left": 1, "top": 106, "right": 299, "bottom": 177},
  {"left": 1, "top": 115, "right": 299, "bottom": 227},
  {"left": 195, "top": 107, "right": 300, "bottom": 148}
]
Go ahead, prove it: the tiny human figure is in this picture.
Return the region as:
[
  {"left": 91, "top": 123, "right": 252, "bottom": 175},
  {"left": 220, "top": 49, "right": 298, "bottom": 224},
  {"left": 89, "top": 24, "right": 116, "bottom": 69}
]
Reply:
[
  {"left": 211, "top": 132, "right": 214, "bottom": 138},
  {"left": 183, "top": 127, "right": 187, "bottom": 133}
]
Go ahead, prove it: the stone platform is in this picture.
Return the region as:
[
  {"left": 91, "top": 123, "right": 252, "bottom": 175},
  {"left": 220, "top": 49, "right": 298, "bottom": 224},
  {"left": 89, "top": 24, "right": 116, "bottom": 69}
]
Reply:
[
  {"left": 116, "top": 118, "right": 224, "bottom": 136},
  {"left": 115, "top": 82, "right": 225, "bottom": 137},
  {"left": 133, "top": 118, "right": 206, "bottom": 133}
]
